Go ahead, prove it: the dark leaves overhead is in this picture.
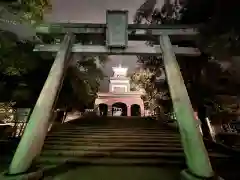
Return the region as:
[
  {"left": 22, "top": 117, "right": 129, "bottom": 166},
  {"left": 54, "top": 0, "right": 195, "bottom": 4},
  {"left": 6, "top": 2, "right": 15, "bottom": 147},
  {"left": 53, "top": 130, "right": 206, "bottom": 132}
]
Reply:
[
  {"left": 132, "top": 0, "right": 240, "bottom": 118},
  {"left": 133, "top": 0, "right": 157, "bottom": 24}
]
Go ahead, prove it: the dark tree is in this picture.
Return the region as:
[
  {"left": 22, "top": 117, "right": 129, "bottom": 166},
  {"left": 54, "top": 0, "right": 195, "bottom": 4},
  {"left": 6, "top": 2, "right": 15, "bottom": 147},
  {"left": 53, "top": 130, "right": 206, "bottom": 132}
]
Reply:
[{"left": 132, "top": 0, "right": 240, "bottom": 127}]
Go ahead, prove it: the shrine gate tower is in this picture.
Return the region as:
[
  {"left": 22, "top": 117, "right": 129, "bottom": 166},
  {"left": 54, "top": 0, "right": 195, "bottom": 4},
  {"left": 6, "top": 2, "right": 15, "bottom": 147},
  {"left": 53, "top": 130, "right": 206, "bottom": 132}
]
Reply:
[{"left": 95, "top": 64, "right": 144, "bottom": 116}]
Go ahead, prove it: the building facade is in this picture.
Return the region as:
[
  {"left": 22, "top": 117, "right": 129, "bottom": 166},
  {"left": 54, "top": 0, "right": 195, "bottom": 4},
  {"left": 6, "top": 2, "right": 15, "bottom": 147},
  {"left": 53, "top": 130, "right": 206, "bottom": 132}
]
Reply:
[{"left": 95, "top": 65, "right": 144, "bottom": 116}]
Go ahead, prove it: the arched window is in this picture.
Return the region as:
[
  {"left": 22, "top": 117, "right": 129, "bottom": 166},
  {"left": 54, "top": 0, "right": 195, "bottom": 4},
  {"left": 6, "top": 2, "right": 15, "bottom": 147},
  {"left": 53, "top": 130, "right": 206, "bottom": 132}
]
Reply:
[
  {"left": 112, "top": 102, "right": 127, "bottom": 116},
  {"left": 98, "top": 104, "right": 108, "bottom": 116},
  {"left": 131, "top": 104, "right": 141, "bottom": 116}
]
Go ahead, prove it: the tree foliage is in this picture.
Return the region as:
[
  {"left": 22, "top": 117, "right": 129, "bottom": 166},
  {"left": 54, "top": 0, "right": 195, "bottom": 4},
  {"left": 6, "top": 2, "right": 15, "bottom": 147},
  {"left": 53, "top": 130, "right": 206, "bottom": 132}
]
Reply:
[
  {"left": 59, "top": 55, "right": 107, "bottom": 110},
  {"left": 134, "top": 0, "right": 240, "bottom": 56},
  {"left": 0, "top": 101, "right": 16, "bottom": 123},
  {"left": 0, "top": 0, "right": 108, "bottom": 111},
  {"left": 131, "top": 68, "right": 155, "bottom": 109},
  {"left": 0, "top": 32, "right": 53, "bottom": 106},
  {"left": 180, "top": 0, "right": 240, "bottom": 58},
  {"left": 130, "top": 67, "right": 171, "bottom": 112},
  {"left": 1, "top": 0, "right": 51, "bottom": 24},
  {"left": 0, "top": 1, "right": 53, "bottom": 106},
  {"left": 132, "top": 0, "right": 240, "bottom": 121}
]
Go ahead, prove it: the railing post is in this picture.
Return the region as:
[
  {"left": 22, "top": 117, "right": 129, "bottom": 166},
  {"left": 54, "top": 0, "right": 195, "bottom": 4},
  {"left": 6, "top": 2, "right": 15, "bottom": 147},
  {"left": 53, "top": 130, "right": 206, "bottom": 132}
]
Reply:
[
  {"left": 108, "top": 105, "right": 112, "bottom": 116},
  {"left": 205, "top": 117, "right": 217, "bottom": 142},
  {"left": 8, "top": 33, "right": 75, "bottom": 175},
  {"left": 127, "top": 105, "right": 131, "bottom": 116},
  {"left": 159, "top": 35, "right": 214, "bottom": 179}
]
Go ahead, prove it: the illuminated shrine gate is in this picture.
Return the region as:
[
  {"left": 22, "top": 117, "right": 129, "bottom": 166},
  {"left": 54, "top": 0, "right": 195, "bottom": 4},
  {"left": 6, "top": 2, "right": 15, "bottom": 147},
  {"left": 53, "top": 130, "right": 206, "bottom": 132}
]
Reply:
[{"left": 8, "top": 10, "right": 215, "bottom": 180}]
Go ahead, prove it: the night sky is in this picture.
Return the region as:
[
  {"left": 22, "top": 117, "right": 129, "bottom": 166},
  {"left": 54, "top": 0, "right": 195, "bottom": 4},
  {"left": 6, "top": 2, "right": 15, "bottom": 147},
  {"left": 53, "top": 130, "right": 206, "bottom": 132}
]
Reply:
[{"left": 45, "top": 0, "right": 165, "bottom": 92}]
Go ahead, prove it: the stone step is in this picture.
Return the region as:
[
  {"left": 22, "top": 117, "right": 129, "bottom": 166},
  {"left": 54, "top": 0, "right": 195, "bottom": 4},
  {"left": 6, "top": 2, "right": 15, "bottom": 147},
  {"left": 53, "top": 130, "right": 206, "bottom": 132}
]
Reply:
[
  {"left": 64, "top": 119, "right": 161, "bottom": 124},
  {"left": 58, "top": 126, "right": 166, "bottom": 129},
  {"left": 46, "top": 134, "right": 180, "bottom": 139},
  {"left": 51, "top": 130, "right": 177, "bottom": 135},
  {"left": 43, "top": 142, "right": 182, "bottom": 147},
  {"left": 36, "top": 156, "right": 185, "bottom": 166},
  {"left": 40, "top": 150, "right": 185, "bottom": 158},
  {"left": 52, "top": 127, "right": 174, "bottom": 131},
  {"left": 40, "top": 150, "right": 229, "bottom": 159},
  {"left": 44, "top": 138, "right": 181, "bottom": 143},
  {"left": 50, "top": 129, "right": 179, "bottom": 136},
  {"left": 42, "top": 145, "right": 184, "bottom": 152}
]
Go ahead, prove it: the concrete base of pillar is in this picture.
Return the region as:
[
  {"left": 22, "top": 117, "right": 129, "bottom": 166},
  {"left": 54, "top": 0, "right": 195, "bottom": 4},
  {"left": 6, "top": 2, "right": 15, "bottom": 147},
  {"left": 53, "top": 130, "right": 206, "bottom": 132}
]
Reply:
[
  {"left": 180, "top": 169, "right": 224, "bottom": 180},
  {"left": 1, "top": 169, "right": 44, "bottom": 180}
]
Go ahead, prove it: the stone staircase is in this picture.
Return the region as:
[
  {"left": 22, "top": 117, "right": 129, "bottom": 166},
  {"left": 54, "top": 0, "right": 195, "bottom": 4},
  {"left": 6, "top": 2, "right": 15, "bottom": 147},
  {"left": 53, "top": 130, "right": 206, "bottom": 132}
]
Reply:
[{"left": 35, "top": 117, "right": 240, "bottom": 180}]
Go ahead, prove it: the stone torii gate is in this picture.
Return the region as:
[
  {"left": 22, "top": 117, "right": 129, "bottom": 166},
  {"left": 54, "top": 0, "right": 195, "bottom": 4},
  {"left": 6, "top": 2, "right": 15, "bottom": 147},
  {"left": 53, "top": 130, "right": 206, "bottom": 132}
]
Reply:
[{"left": 8, "top": 10, "right": 214, "bottom": 180}]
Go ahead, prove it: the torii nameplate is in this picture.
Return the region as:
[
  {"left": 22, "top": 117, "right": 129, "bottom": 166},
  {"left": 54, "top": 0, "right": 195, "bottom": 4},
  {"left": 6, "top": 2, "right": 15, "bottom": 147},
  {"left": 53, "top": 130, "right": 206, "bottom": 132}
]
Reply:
[{"left": 106, "top": 10, "right": 128, "bottom": 48}]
